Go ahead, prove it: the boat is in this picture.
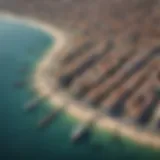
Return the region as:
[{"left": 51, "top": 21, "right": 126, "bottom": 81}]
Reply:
[
  {"left": 14, "top": 81, "right": 26, "bottom": 89},
  {"left": 38, "top": 108, "right": 63, "bottom": 128},
  {"left": 71, "top": 122, "right": 92, "bottom": 143},
  {"left": 19, "top": 66, "right": 28, "bottom": 74},
  {"left": 24, "top": 97, "right": 43, "bottom": 111}
]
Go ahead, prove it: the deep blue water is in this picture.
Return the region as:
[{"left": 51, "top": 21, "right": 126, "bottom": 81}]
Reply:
[{"left": 0, "top": 19, "right": 160, "bottom": 160}]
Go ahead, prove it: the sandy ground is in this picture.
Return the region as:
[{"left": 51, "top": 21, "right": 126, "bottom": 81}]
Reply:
[{"left": 1, "top": 12, "right": 160, "bottom": 150}]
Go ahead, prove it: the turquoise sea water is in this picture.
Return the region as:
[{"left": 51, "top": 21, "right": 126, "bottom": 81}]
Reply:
[{"left": 0, "top": 19, "right": 160, "bottom": 160}]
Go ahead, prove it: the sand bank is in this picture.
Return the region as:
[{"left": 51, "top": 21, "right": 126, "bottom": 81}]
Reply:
[{"left": 1, "top": 12, "right": 160, "bottom": 150}]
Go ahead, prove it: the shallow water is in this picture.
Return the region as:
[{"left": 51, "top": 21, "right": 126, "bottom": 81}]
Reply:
[{"left": 0, "top": 18, "right": 160, "bottom": 160}]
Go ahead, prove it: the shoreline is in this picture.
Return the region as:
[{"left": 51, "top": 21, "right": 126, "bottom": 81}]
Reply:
[{"left": 1, "top": 12, "right": 160, "bottom": 150}]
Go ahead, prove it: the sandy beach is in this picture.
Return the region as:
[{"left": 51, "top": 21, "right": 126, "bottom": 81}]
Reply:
[{"left": 1, "top": 12, "right": 160, "bottom": 150}]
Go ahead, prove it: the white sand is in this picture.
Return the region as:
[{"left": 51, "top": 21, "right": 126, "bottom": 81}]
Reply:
[{"left": 1, "top": 12, "right": 160, "bottom": 150}]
